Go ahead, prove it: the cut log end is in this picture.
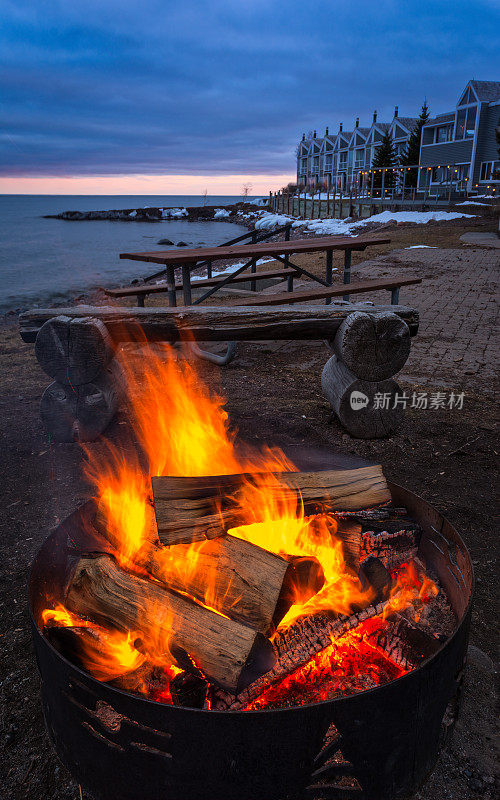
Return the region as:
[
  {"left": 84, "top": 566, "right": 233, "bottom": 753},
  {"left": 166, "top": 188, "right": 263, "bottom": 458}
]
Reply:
[
  {"left": 35, "top": 315, "right": 114, "bottom": 385},
  {"left": 332, "top": 310, "right": 411, "bottom": 381},
  {"left": 40, "top": 360, "right": 124, "bottom": 442}
]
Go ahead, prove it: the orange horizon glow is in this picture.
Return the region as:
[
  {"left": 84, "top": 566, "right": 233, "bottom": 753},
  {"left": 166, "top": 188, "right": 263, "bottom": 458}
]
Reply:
[{"left": 0, "top": 173, "right": 295, "bottom": 196}]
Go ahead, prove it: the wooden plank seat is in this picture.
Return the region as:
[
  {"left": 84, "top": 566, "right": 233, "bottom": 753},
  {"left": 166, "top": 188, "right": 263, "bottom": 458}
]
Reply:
[
  {"left": 103, "top": 267, "right": 297, "bottom": 304},
  {"left": 235, "top": 276, "right": 422, "bottom": 307}
]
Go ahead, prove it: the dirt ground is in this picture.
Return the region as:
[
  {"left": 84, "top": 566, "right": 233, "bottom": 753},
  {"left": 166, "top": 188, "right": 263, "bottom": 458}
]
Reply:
[{"left": 0, "top": 212, "right": 498, "bottom": 799}]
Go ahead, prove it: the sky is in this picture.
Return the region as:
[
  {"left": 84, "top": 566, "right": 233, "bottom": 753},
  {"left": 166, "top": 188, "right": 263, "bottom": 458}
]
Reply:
[{"left": 0, "top": 0, "right": 498, "bottom": 195}]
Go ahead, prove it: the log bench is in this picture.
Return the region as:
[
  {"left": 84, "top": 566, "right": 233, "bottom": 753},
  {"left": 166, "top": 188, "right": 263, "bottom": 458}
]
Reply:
[
  {"left": 20, "top": 302, "right": 419, "bottom": 442},
  {"left": 235, "top": 275, "right": 422, "bottom": 307}
]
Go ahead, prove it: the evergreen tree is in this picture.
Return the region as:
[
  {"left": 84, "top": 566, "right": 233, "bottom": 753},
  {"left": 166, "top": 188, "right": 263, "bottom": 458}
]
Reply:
[
  {"left": 401, "top": 100, "right": 430, "bottom": 186},
  {"left": 371, "top": 130, "right": 397, "bottom": 187}
]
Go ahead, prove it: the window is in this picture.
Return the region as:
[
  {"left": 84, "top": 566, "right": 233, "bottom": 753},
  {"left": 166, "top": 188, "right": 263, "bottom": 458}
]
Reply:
[
  {"left": 431, "top": 166, "right": 447, "bottom": 183},
  {"left": 339, "top": 151, "right": 347, "bottom": 167},
  {"left": 455, "top": 109, "right": 466, "bottom": 139},
  {"left": 465, "top": 106, "right": 476, "bottom": 137},
  {"left": 458, "top": 86, "right": 474, "bottom": 106},
  {"left": 422, "top": 127, "right": 434, "bottom": 145},
  {"left": 456, "top": 106, "right": 476, "bottom": 139},
  {"left": 480, "top": 161, "right": 500, "bottom": 182},
  {"left": 301, "top": 158, "right": 307, "bottom": 171},
  {"left": 436, "top": 126, "right": 452, "bottom": 143},
  {"left": 325, "top": 154, "right": 333, "bottom": 170},
  {"left": 355, "top": 148, "right": 364, "bottom": 167}
]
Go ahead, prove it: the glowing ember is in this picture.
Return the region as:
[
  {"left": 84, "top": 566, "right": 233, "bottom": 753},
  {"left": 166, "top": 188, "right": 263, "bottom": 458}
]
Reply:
[{"left": 244, "top": 619, "right": 406, "bottom": 711}]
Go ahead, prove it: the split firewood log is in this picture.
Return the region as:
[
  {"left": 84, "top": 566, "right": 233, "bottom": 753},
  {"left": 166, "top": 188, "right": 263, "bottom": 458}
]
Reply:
[
  {"left": 332, "top": 310, "right": 411, "bottom": 381},
  {"left": 35, "top": 315, "right": 115, "bottom": 385},
  {"left": 151, "top": 465, "right": 390, "bottom": 545},
  {"left": 64, "top": 554, "right": 275, "bottom": 692},
  {"left": 321, "top": 354, "right": 404, "bottom": 438},
  {"left": 146, "top": 537, "right": 324, "bottom": 635},
  {"left": 92, "top": 507, "right": 325, "bottom": 635}
]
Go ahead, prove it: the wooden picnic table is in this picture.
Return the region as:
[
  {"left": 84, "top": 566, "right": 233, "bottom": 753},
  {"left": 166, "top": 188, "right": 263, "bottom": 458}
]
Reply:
[{"left": 119, "top": 234, "right": 390, "bottom": 307}]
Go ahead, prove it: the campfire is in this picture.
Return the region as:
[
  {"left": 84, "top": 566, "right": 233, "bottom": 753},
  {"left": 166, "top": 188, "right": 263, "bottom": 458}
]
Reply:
[{"left": 39, "top": 339, "right": 453, "bottom": 713}]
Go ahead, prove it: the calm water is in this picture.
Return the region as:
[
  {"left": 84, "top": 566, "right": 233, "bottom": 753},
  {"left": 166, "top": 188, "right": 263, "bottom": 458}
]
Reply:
[{"left": 0, "top": 195, "right": 249, "bottom": 313}]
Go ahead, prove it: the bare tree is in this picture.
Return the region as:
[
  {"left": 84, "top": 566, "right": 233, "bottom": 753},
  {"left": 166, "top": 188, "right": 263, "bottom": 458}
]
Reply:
[
  {"left": 202, "top": 188, "right": 208, "bottom": 206},
  {"left": 241, "top": 182, "right": 253, "bottom": 199}
]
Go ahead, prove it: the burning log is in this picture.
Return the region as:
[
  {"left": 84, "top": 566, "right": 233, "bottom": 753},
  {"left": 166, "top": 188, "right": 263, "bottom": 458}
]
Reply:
[
  {"left": 170, "top": 672, "right": 209, "bottom": 709},
  {"left": 151, "top": 466, "right": 390, "bottom": 545},
  {"left": 213, "top": 599, "right": 389, "bottom": 711},
  {"left": 361, "top": 529, "right": 419, "bottom": 571},
  {"left": 40, "top": 360, "right": 124, "bottom": 442},
  {"left": 92, "top": 504, "right": 323, "bottom": 634},
  {"left": 146, "top": 536, "right": 323, "bottom": 634},
  {"left": 64, "top": 554, "right": 275, "bottom": 692},
  {"left": 366, "top": 613, "right": 444, "bottom": 670},
  {"left": 35, "top": 315, "right": 115, "bottom": 385},
  {"left": 358, "top": 555, "right": 393, "bottom": 603},
  {"left": 332, "top": 311, "right": 411, "bottom": 381},
  {"left": 321, "top": 355, "right": 404, "bottom": 438}
]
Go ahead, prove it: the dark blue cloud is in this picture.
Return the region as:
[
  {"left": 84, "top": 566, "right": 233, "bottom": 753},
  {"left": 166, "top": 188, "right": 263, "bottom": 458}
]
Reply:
[{"left": 0, "top": 0, "right": 498, "bottom": 176}]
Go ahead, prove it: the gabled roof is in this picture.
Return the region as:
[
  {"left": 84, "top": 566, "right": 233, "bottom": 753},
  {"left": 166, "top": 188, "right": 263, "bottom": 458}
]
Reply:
[
  {"left": 348, "top": 127, "right": 370, "bottom": 147},
  {"left": 394, "top": 116, "right": 417, "bottom": 131},
  {"left": 470, "top": 80, "right": 500, "bottom": 103},
  {"left": 337, "top": 131, "right": 353, "bottom": 148}
]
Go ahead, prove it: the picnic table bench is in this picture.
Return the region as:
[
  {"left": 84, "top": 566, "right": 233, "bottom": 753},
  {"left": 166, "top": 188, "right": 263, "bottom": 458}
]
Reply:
[
  {"left": 115, "top": 233, "right": 391, "bottom": 307},
  {"left": 236, "top": 275, "right": 422, "bottom": 307}
]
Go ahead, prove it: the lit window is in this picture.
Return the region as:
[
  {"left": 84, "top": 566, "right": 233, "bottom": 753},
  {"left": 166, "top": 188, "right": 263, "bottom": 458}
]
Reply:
[
  {"left": 465, "top": 107, "right": 476, "bottom": 137},
  {"left": 455, "top": 109, "right": 466, "bottom": 139}
]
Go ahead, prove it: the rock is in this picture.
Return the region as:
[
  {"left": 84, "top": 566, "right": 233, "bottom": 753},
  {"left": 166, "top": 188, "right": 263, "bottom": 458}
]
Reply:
[
  {"left": 467, "top": 645, "right": 494, "bottom": 673},
  {"left": 177, "top": 241, "right": 188, "bottom": 247},
  {"left": 157, "top": 239, "right": 174, "bottom": 245}
]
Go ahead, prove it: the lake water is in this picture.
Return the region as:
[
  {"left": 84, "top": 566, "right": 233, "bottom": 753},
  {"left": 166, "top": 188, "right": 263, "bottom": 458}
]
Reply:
[{"left": 0, "top": 195, "right": 249, "bottom": 313}]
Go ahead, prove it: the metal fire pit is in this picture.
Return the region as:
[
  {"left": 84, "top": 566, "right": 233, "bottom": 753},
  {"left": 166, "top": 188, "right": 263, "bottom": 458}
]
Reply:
[{"left": 29, "top": 453, "right": 473, "bottom": 800}]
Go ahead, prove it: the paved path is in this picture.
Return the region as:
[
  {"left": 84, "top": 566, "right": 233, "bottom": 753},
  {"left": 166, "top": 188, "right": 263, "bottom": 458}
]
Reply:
[{"left": 354, "top": 247, "right": 499, "bottom": 394}]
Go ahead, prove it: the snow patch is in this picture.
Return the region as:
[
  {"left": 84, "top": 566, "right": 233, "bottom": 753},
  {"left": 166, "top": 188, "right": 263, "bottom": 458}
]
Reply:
[
  {"left": 214, "top": 208, "right": 231, "bottom": 219},
  {"left": 254, "top": 213, "right": 297, "bottom": 230},
  {"left": 128, "top": 210, "right": 137, "bottom": 218},
  {"left": 161, "top": 207, "right": 188, "bottom": 219},
  {"left": 405, "top": 245, "right": 437, "bottom": 249},
  {"left": 455, "top": 201, "right": 489, "bottom": 206},
  {"left": 305, "top": 209, "right": 475, "bottom": 236},
  {"left": 191, "top": 257, "right": 275, "bottom": 282}
]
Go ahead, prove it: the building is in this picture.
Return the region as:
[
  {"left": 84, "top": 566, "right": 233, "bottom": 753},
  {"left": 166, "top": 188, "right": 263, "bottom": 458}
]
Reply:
[
  {"left": 418, "top": 80, "right": 500, "bottom": 193},
  {"left": 297, "top": 107, "right": 416, "bottom": 191},
  {"left": 297, "top": 80, "right": 500, "bottom": 194}
]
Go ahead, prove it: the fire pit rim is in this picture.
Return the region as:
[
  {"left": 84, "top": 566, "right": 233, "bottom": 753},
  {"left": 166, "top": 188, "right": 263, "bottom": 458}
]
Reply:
[{"left": 28, "top": 480, "right": 474, "bottom": 717}]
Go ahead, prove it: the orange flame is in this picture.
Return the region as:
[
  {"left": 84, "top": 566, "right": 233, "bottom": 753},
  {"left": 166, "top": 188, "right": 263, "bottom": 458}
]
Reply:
[{"left": 43, "top": 335, "right": 437, "bottom": 701}]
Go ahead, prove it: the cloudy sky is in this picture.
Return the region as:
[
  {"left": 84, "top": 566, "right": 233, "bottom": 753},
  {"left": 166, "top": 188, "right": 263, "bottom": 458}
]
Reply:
[{"left": 0, "top": 0, "right": 498, "bottom": 193}]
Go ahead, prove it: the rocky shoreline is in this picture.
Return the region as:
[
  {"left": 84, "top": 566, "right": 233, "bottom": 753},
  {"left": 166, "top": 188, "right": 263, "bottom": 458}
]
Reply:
[{"left": 44, "top": 201, "right": 268, "bottom": 222}]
